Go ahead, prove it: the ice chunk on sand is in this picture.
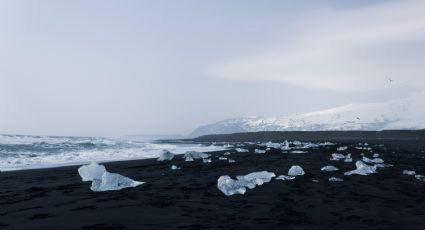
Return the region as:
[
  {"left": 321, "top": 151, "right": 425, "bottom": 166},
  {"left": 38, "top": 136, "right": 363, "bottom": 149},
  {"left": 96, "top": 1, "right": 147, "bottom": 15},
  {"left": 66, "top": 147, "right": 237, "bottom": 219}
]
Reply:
[
  {"left": 402, "top": 170, "right": 416, "bottom": 175},
  {"left": 331, "top": 153, "right": 352, "bottom": 162},
  {"left": 281, "top": 140, "right": 291, "bottom": 150},
  {"left": 90, "top": 171, "right": 144, "bottom": 192},
  {"left": 183, "top": 151, "right": 209, "bottom": 161},
  {"left": 362, "top": 156, "right": 384, "bottom": 164},
  {"left": 328, "top": 177, "right": 343, "bottom": 182},
  {"left": 203, "top": 158, "right": 212, "bottom": 163},
  {"left": 171, "top": 165, "right": 180, "bottom": 170},
  {"left": 321, "top": 165, "right": 339, "bottom": 172},
  {"left": 415, "top": 175, "right": 425, "bottom": 181},
  {"left": 337, "top": 146, "right": 348, "bottom": 151},
  {"left": 288, "top": 165, "right": 305, "bottom": 176},
  {"left": 235, "top": 148, "right": 249, "bottom": 153},
  {"left": 217, "top": 171, "right": 275, "bottom": 196},
  {"left": 219, "top": 157, "right": 227, "bottom": 160},
  {"left": 157, "top": 150, "right": 174, "bottom": 161},
  {"left": 254, "top": 149, "right": 266, "bottom": 154},
  {"left": 373, "top": 153, "right": 380, "bottom": 158},
  {"left": 291, "top": 150, "right": 306, "bottom": 154},
  {"left": 264, "top": 142, "right": 281, "bottom": 149},
  {"left": 228, "top": 159, "right": 236, "bottom": 163},
  {"left": 276, "top": 175, "right": 295, "bottom": 181},
  {"left": 78, "top": 162, "right": 106, "bottom": 182},
  {"left": 344, "top": 161, "right": 377, "bottom": 176},
  {"left": 78, "top": 162, "right": 144, "bottom": 192},
  {"left": 223, "top": 152, "right": 231, "bottom": 156}
]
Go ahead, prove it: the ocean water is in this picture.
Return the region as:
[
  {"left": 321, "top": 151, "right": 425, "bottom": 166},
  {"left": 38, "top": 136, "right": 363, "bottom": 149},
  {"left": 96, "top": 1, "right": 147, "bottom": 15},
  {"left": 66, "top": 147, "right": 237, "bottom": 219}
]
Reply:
[{"left": 0, "top": 134, "right": 226, "bottom": 171}]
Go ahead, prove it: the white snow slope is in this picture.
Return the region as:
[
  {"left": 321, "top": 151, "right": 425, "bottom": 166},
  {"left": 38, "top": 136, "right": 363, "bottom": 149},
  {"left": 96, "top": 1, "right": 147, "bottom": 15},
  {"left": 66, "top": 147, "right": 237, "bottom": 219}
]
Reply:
[{"left": 191, "top": 92, "right": 425, "bottom": 137}]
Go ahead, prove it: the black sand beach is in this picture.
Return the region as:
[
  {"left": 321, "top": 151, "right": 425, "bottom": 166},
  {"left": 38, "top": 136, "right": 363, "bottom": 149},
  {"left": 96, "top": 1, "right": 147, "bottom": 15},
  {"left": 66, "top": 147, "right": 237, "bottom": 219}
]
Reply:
[{"left": 1, "top": 132, "right": 425, "bottom": 229}]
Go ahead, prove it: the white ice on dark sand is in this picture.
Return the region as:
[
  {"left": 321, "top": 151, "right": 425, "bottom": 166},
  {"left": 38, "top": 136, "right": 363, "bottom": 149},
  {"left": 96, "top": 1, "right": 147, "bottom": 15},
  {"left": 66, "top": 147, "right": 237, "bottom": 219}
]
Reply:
[
  {"left": 337, "top": 146, "right": 348, "bottom": 151},
  {"left": 217, "top": 171, "right": 275, "bottom": 196},
  {"left": 344, "top": 161, "right": 377, "bottom": 176},
  {"left": 228, "top": 159, "right": 236, "bottom": 163},
  {"left": 235, "top": 148, "right": 249, "bottom": 153},
  {"left": 321, "top": 165, "right": 339, "bottom": 172},
  {"left": 362, "top": 156, "right": 384, "bottom": 164},
  {"left": 291, "top": 150, "right": 306, "bottom": 154},
  {"left": 288, "top": 165, "right": 305, "bottom": 176},
  {"left": 171, "top": 165, "right": 180, "bottom": 170},
  {"left": 328, "top": 177, "right": 343, "bottom": 182},
  {"left": 276, "top": 175, "right": 295, "bottom": 181},
  {"left": 78, "top": 162, "right": 144, "bottom": 192},
  {"left": 254, "top": 149, "right": 266, "bottom": 154},
  {"left": 157, "top": 150, "right": 174, "bottom": 161},
  {"left": 331, "top": 153, "right": 352, "bottom": 162},
  {"left": 183, "top": 151, "right": 210, "bottom": 161},
  {"left": 402, "top": 170, "right": 416, "bottom": 175}
]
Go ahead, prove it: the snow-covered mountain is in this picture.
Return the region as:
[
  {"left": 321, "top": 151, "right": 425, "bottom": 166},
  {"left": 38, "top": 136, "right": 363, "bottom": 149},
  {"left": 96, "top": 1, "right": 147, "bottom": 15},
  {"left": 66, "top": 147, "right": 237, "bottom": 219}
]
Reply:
[{"left": 190, "top": 92, "right": 425, "bottom": 137}]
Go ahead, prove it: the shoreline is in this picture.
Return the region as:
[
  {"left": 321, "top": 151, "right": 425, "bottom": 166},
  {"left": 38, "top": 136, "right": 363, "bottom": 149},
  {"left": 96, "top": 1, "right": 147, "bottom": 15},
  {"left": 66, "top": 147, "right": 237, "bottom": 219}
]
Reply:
[{"left": 1, "top": 138, "right": 424, "bottom": 229}]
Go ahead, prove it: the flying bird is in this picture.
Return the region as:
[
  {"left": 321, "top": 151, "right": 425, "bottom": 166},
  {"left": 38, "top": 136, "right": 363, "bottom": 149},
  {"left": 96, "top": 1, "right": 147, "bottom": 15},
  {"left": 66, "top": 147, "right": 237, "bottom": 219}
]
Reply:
[
  {"left": 356, "top": 117, "right": 361, "bottom": 121},
  {"left": 388, "top": 78, "right": 394, "bottom": 83}
]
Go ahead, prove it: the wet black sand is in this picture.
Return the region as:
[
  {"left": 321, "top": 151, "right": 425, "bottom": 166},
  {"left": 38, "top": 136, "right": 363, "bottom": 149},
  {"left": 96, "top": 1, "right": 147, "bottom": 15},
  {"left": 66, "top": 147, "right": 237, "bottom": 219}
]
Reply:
[{"left": 1, "top": 137, "right": 425, "bottom": 229}]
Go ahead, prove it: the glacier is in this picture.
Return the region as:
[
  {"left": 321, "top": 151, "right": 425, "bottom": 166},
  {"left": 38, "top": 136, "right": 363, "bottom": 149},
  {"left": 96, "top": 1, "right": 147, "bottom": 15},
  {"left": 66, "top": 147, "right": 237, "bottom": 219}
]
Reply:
[{"left": 190, "top": 92, "right": 425, "bottom": 136}]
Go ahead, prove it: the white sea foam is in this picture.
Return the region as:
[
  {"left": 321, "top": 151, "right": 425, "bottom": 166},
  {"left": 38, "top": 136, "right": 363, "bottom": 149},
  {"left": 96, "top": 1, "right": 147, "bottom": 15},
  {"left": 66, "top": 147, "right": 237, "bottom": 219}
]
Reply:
[{"left": 0, "top": 134, "right": 227, "bottom": 171}]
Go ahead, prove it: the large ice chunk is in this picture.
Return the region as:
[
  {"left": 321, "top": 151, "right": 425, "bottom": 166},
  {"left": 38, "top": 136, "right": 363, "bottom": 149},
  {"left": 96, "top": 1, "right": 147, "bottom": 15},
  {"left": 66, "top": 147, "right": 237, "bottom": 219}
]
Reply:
[
  {"left": 183, "top": 151, "right": 209, "bottom": 161},
  {"left": 78, "top": 162, "right": 144, "bottom": 192},
  {"left": 78, "top": 162, "right": 106, "bottom": 181},
  {"left": 91, "top": 171, "right": 144, "bottom": 192},
  {"left": 321, "top": 165, "right": 339, "bottom": 172},
  {"left": 281, "top": 140, "right": 291, "bottom": 150},
  {"left": 217, "top": 171, "right": 275, "bottom": 196},
  {"left": 157, "top": 150, "right": 174, "bottom": 161},
  {"left": 288, "top": 165, "right": 305, "bottom": 176},
  {"left": 344, "top": 161, "right": 377, "bottom": 176}
]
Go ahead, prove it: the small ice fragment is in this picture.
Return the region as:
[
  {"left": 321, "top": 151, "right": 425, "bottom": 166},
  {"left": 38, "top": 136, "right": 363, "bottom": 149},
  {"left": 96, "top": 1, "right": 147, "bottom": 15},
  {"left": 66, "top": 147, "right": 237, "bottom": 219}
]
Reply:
[
  {"left": 330, "top": 153, "right": 345, "bottom": 161},
  {"left": 203, "top": 158, "right": 212, "bottom": 163},
  {"left": 291, "top": 150, "right": 306, "bottom": 154},
  {"left": 373, "top": 153, "right": 380, "bottom": 158},
  {"left": 171, "top": 165, "right": 180, "bottom": 170},
  {"left": 415, "top": 174, "right": 425, "bottom": 181},
  {"left": 402, "top": 170, "right": 416, "bottom": 176},
  {"left": 288, "top": 165, "right": 305, "bottom": 176},
  {"left": 264, "top": 142, "right": 281, "bottom": 149},
  {"left": 328, "top": 177, "right": 343, "bottom": 182},
  {"left": 228, "top": 159, "right": 236, "bottom": 163},
  {"left": 266, "top": 148, "right": 271, "bottom": 151},
  {"left": 362, "top": 156, "right": 384, "bottom": 164},
  {"left": 254, "top": 149, "right": 266, "bottom": 154},
  {"left": 337, "top": 146, "right": 348, "bottom": 151},
  {"left": 344, "top": 161, "right": 377, "bottom": 176},
  {"left": 184, "top": 151, "right": 209, "bottom": 161},
  {"left": 235, "top": 148, "right": 249, "bottom": 153},
  {"left": 219, "top": 157, "right": 227, "bottom": 160},
  {"left": 281, "top": 140, "right": 291, "bottom": 150},
  {"left": 157, "top": 150, "right": 174, "bottom": 161},
  {"left": 223, "top": 152, "right": 231, "bottom": 156},
  {"left": 78, "top": 162, "right": 106, "bottom": 182},
  {"left": 276, "top": 175, "right": 295, "bottom": 181},
  {"left": 312, "top": 179, "right": 319, "bottom": 183},
  {"left": 321, "top": 165, "right": 339, "bottom": 172}
]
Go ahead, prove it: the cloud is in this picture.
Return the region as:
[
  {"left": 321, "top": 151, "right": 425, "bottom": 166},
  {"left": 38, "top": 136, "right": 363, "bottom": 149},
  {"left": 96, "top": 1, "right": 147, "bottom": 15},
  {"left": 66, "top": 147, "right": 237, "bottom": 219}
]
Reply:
[{"left": 207, "top": 0, "right": 425, "bottom": 91}]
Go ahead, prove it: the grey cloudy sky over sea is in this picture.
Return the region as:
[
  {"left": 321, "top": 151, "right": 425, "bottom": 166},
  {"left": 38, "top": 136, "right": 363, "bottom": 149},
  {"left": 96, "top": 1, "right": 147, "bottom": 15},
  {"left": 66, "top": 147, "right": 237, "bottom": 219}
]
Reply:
[{"left": 1, "top": 0, "right": 424, "bottom": 136}]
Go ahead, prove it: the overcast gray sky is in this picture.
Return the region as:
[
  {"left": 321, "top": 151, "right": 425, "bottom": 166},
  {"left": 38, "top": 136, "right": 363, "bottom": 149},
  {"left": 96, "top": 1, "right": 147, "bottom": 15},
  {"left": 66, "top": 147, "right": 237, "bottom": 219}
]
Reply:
[{"left": 1, "top": 0, "right": 424, "bottom": 136}]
